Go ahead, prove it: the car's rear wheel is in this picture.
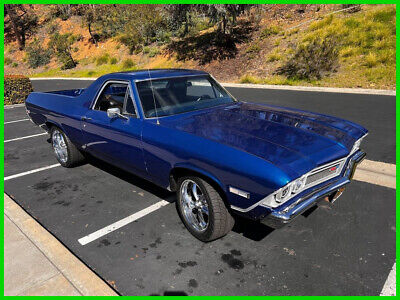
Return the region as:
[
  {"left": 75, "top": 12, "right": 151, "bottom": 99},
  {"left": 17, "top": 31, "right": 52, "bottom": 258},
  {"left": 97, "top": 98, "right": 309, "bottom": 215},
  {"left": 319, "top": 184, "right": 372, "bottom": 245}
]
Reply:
[
  {"left": 51, "top": 127, "right": 84, "bottom": 167},
  {"left": 176, "top": 176, "right": 234, "bottom": 242}
]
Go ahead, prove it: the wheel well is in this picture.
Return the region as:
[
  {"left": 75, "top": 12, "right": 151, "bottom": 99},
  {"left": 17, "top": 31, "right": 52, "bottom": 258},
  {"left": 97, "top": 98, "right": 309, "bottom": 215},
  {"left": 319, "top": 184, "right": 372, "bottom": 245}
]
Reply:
[
  {"left": 169, "top": 167, "right": 228, "bottom": 204},
  {"left": 44, "top": 121, "right": 56, "bottom": 132}
]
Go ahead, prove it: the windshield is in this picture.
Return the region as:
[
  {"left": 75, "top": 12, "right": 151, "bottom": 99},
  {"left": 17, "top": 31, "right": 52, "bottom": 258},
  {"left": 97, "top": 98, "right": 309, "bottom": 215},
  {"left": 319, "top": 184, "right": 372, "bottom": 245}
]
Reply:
[{"left": 136, "top": 75, "right": 236, "bottom": 118}]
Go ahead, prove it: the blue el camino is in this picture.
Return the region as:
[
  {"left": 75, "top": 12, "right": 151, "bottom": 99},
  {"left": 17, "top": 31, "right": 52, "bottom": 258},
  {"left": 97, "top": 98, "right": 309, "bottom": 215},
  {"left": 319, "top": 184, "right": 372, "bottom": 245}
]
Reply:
[{"left": 26, "top": 69, "right": 368, "bottom": 241}]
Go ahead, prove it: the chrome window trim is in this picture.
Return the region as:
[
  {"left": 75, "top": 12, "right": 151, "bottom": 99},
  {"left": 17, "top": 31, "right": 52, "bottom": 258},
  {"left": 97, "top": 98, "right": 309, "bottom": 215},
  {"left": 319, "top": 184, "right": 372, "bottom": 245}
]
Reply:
[
  {"left": 231, "top": 154, "right": 353, "bottom": 213},
  {"left": 133, "top": 74, "right": 208, "bottom": 83},
  {"left": 91, "top": 80, "right": 139, "bottom": 118}
]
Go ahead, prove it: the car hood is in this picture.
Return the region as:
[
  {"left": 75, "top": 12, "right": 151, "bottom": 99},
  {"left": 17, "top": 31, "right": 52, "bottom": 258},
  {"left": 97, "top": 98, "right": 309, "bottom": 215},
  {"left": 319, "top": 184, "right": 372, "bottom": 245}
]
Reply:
[{"left": 162, "top": 102, "right": 367, "bottom": 178}]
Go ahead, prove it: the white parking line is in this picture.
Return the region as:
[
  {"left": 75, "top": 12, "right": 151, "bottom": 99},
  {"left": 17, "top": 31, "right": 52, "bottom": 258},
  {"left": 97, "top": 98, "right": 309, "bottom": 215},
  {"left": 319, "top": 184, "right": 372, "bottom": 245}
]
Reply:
[
  {"left": 4, "top": 118, "right": 29, "bottom": 124},
  {"left": 4, "top": 132, "right": 47, "bottom": 143},
  {"left": 78, "top": 200, "right": 170, "bottom": 246},
  {"left": 4, "top": 164, "right": 61, "bottom": 181},
  {"left": 380, "top": 263, "right": 396, "bottom": 296}
]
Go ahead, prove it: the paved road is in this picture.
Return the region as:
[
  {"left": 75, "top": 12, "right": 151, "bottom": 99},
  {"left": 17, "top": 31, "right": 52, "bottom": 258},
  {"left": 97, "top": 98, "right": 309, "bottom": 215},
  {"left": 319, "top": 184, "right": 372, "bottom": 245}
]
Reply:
[
  {"left": 31, "top": 80, "right": 396, "bottom": 164},
  {"left": 4, "top": 81, "right": 396, "bottom": 295}
]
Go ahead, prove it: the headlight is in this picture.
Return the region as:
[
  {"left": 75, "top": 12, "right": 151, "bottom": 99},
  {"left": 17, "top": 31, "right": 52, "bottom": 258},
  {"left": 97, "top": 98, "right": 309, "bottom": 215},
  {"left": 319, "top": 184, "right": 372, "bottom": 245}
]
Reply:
[{"left": 262, "top": 175, "right": 307, "bottom": 208}]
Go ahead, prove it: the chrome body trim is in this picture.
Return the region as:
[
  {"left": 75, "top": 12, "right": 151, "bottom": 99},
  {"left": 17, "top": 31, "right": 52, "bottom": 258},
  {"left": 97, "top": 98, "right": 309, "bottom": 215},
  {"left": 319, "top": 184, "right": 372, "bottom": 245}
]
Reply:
[
  {"left": 231, "top": 150, "right": 361, "bottom": 213},
  {"left": 90, "top": 80, "right": 139, "bottom": 118},
  {"left": 133, "top": 74, "right": 208, "bottom": 83},
  {"left": 350, "top": 132, "right": 368, "bottom": 155},
  {"left": 229, "top": 186, "right": 250, "bottom": 199}
]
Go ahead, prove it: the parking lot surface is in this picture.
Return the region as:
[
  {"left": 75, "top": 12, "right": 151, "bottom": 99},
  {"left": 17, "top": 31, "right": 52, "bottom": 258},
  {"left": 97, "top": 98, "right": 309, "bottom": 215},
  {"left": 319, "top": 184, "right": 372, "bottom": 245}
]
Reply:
[{"left": 4, "top": 82, "right": 396, "bottom": 295}]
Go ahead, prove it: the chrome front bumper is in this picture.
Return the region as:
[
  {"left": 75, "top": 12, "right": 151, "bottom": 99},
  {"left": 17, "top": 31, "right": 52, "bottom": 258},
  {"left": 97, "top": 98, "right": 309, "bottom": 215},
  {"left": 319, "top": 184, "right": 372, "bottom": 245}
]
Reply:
[{"left": 261, "top": 150, "right": 366, "bottom": 228}]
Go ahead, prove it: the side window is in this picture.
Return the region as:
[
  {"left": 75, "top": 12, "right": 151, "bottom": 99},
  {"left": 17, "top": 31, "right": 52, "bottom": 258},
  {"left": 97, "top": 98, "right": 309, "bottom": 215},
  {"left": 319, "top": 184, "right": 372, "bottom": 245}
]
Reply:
[
  {"left": 124, "top": 88, "right": 136, "bottom": 116},
  {"left": 94, "top": 82, "right": 127, "bottom": 112},
  {"left": 186, "top": 78, "right": 216, "bottom": 99}
]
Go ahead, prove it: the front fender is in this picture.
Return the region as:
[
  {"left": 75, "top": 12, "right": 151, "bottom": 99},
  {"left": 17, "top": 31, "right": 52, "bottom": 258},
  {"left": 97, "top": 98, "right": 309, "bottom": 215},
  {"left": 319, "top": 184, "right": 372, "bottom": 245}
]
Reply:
[{"left": 171, "top": 163, "right": 225, "bottom": 192}]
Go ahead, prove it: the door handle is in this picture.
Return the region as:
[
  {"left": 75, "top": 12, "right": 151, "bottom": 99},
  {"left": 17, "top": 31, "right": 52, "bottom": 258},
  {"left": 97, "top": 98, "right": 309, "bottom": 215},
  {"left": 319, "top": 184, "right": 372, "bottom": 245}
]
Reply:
[{"left": 81, "top": 116, "right": 92, "bottom": 121}]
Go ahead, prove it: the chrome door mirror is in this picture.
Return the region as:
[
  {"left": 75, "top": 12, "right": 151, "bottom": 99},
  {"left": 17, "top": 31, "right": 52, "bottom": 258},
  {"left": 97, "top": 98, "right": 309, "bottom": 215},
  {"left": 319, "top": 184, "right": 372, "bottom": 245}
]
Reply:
[
  {"left": 107, "top": 107, "right": 128, "bottom": 119},
  {"left": 107, "top": 107, "right": 120, "bottom": 118}
]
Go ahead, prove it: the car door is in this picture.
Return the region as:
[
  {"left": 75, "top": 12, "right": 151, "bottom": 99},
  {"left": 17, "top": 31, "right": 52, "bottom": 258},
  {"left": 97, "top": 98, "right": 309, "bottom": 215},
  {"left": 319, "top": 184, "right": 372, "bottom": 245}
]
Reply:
[{"left": 81, "top": 80, "right": 147, "bottom": 176}]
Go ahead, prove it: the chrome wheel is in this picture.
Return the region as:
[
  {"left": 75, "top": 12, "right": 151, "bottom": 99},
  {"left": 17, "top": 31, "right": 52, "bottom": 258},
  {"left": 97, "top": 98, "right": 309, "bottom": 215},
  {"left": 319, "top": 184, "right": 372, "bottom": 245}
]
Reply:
[
  {"left": 52, "top": 129, "right": 68, "bottom": 163},
  {"left": 180, "top": 179, "right": 209, "bottom": 232}
]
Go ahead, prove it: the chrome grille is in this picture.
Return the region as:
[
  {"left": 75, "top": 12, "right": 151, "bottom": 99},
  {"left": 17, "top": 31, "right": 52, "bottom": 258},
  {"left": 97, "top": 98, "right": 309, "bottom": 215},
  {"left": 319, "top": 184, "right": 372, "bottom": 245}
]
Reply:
[{"left": 306, "top": 163, "right": 341, "bottom": 185}]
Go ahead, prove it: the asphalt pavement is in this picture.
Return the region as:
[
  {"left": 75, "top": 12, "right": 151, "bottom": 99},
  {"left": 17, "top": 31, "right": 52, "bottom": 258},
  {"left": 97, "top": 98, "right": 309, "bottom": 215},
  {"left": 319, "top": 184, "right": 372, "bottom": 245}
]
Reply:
[{"left": 4, "top": 80, "right": 396, "bottom": 295}]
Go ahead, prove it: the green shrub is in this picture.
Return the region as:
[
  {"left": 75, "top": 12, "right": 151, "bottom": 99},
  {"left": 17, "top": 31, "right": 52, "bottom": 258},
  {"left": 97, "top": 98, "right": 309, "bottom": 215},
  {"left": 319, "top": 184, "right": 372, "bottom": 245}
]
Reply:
[
  {"left": 4, "top": 57, "right": 12, "bottom": 65},
  {"left": 26, "top": 39, "right": 52, "bottom": 69},
  {"left": 110, "top": 57, "right": 118, "bottom": 64},
  {"left": 364, "top": 52, "right": 378, "bottom": 68},
  {"left": 266, "top": 50, "right": 282, "bottom": 62},
  {"left": 372, "top": 6, "right": 395, "bottom": 22},
  {"left": 245, "top": 43, "right": 261, "bottom": 59},
  {"left": 246, "top": 44, "right": 261, "bottom": 53},
  {"left": 143, "top": 47, "right": 160, "bottom": 57},
  {"left": 12, "top": 62, "right": 19, "bottom": 68},
  {"left": 48, "top": 33, "right": 78, "bottom": 70},
  {"left": 96, "top": 53, "right": 110, "bottom": 66},
  {"left": 344, "top": 18, "right": 360, "bottom": 29},
  {"left": 47, "top": 22, "right": 60, "bottom": 34},
  {"left": 122, "top": 58, "right": 135, "bottom": 69},
  {"left": 276, "top": 37, "right": 339, "bottom": 80},
  {"left": 239, "top": 74, "right": 262, "bottom": 84},
  {"left": 118, "top": 34, "right": 141, "bottom": 54},
  {"left": 4, "top": 75, "right": 34, "bottom": 105},
  {"left": 309, "top": 15, "right": 333, "bottom": 31},
  {"left": 260, "top": 25, "right": 281, "bottom": 39}
]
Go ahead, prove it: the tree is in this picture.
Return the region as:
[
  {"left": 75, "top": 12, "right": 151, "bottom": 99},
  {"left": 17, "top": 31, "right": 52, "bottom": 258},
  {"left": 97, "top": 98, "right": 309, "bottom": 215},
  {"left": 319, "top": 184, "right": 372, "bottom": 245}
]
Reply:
[
  {"left": 47, "top": 4, "right": 73, "bottom": 20},
  {"left": 164, "top": 5, "right": 195, "bottom": 36},
  {"left": 26, "top": 38, "right": 52, "bottom": 68},
  {"left": 117, "top": 5, "right": 166, "bottom": 53},
  {"left": 78, "top": 4, "right": 100, "bottom": 44},
  {"left": 198, "top": 4, "right": 256, "bottom": 34},
  {"left": 48, "top": 33, "right": 78, "bottom": 69},
  {"left": 4, "top": 4, "right": 38, "bottom": 50}
]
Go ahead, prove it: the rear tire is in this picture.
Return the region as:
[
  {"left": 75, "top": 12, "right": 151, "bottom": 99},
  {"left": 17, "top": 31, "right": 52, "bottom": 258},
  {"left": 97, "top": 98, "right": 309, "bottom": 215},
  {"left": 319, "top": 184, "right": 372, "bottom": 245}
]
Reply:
[
  {"left": 176, "top": 176, "right": 234, "bottom": 242},
  {"left": 50, "top": 127, "right": 85, "bottom": 168}
]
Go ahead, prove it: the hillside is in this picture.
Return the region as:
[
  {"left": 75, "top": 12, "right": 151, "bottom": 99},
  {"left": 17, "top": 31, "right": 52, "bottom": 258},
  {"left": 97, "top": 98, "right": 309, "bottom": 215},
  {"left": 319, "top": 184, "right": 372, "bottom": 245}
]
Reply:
[{"left": 4, "top": 4, "right": 395, "bottom": 90}]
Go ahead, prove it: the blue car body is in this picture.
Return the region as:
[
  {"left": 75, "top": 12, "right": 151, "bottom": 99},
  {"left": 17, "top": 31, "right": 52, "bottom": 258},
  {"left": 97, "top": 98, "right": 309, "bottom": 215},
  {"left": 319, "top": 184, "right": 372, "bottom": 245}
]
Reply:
[{"left": 25, "top": 69, "right": 368, "bottom": 227}]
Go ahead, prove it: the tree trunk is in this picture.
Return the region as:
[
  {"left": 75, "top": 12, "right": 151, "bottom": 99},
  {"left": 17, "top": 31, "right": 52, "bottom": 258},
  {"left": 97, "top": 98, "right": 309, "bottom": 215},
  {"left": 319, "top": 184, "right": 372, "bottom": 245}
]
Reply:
[
  {"left": 222, "top": 17, "right": 227, "bottom": 35},
  {"left": 5, "top": 4, "right": 25, "bottom": 50},
  {"left": 68, "top": 52, "right": 76, "bottom": 68},
  {"left": 88, "top": 22, "right": 97, "bottom": 45}
]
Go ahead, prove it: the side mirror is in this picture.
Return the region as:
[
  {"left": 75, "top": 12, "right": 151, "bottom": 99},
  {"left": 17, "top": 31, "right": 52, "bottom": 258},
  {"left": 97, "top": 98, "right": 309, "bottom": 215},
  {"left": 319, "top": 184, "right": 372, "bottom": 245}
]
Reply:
[
  {"left": 107, "top": 107, "right": 128, "bottom": 120},
  {"left": 107, "top": 107, "right": 121, "bottom": 118}
]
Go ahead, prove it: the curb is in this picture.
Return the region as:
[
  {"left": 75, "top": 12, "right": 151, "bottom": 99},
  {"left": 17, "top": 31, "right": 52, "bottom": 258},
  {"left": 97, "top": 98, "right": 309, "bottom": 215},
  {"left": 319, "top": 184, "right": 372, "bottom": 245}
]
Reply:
[
  {"left": 222, "top": 83, "right": 396, "bottom": 96},
  {"left": 353, "top": 159, "right": 396, "bottom": 189},
  {"left": 4, "top": 103, "right": 25, "bottom": 109},
  {"left": 4, "top": 194, "right": 118, "bottom": 296},
  {"left": 30, "top": 77, "right": 96, "bottom": 81},
  {"left": 28, "top": 77, "right": 395, "bottom": 96}
]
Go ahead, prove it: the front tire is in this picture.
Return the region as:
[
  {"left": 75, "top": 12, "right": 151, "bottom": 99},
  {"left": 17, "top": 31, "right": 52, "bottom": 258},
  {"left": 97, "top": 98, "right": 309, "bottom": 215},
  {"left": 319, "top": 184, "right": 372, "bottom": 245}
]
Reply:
[
  {"left": 176, "top": 176, "right": 235, "bottom": 242},
  {"left": 51, "top": 127, "right": 84, "bottom": 168}
]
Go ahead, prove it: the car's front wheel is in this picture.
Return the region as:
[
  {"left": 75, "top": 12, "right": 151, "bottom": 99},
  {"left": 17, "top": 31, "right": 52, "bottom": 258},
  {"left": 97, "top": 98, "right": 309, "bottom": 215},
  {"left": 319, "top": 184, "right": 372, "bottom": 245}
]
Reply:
[
  {"left": 176, "top": 176, "right": 235, "bottom": 242},
  {"left": 51, "top": 127, "right": 85, "bottom": 168}
]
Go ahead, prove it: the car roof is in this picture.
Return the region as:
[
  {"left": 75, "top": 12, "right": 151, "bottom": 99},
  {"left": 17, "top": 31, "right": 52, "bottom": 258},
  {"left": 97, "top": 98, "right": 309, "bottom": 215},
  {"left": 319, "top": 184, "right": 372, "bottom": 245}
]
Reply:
[{"left": 99, "top": 69, "right": 209, "bottom": 81}]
